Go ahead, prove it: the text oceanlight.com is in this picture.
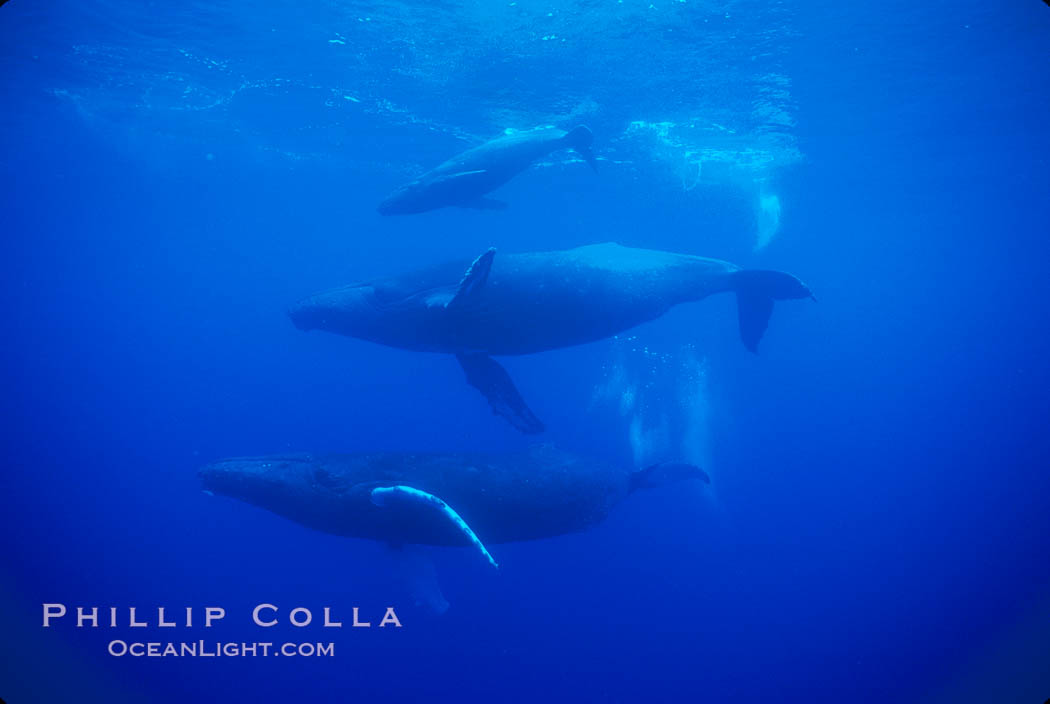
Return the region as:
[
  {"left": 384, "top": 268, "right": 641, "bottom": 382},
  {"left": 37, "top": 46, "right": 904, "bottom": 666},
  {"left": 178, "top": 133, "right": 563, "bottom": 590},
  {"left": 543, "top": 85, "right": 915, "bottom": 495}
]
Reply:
[{"left": 108, "top": 640, "right": 335, "bottom": 658}]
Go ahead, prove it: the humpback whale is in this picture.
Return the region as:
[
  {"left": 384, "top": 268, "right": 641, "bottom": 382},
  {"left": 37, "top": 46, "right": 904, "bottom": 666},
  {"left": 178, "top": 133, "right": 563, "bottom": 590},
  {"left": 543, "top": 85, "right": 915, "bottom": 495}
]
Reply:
[
  {"left": 199, "top": 447, "right": 709, "bottom": 568},
  {"left": 289, "top": 242, "right": 814, "bottom": 433},
  {"left": 377, "top": 126, "right": 597, "bottom": 215}
]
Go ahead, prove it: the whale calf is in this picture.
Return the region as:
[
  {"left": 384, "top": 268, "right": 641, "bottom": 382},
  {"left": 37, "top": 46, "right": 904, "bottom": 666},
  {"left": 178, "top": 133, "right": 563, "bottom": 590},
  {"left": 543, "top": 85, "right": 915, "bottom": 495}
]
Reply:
[
  {"left": 199, "top": 447, "right": 709, "bottom": 566},
  {"left": 289, "top": 242, "right": 814, "bottom": 433},
  {"left": 377, "top": 126, "right": 597, "bottom": 215}
]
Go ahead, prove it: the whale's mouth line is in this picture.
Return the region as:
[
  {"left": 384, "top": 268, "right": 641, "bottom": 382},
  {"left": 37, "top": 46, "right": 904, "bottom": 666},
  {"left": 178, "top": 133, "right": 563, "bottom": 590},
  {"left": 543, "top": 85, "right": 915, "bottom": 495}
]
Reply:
[{"left": 287, "top": 307, "right": 313, "bottom": 331}]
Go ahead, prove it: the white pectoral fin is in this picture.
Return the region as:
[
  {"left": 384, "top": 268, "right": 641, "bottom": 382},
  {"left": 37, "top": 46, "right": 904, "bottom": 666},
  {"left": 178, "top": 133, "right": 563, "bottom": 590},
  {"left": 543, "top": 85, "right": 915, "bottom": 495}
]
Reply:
[{"left": 371, "top": 486, "right": 499, "bottom": 569}]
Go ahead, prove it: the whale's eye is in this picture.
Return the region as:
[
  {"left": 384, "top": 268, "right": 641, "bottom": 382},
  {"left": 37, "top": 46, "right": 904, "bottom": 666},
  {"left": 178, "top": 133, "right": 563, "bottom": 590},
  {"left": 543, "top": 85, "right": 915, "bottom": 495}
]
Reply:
[
  {"left": 313, "top": 467, "right": 343, "bottom": 491},
  {"left": 370, "top": 284, "right": 403, "bottom": 306}
]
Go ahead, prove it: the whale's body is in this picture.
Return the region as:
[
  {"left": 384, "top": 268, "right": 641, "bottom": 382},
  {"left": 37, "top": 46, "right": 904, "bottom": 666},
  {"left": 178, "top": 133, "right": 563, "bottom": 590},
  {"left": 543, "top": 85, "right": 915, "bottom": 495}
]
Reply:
[
  {"left": 377, "top": 126, "right": 597, "bottom": 215},
  {"left": 289, "top": 243, "right": 813, "bottom": 432},
  {"left": 292, "top": 243, "right": 742, "bottom": 356},
  {"left": 199, "top": 448, "right": 707, "bottom": 549}
]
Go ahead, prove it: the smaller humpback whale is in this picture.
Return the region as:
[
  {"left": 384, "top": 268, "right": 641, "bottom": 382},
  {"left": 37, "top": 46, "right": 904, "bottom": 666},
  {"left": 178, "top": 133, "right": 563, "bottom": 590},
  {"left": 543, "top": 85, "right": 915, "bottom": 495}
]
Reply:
[
  {"left": 377, "top": 126, "right": 597, "bottom": 215},
  {"left": 289, "top": 243, "right": 814, "bottom": 433},
  {"left": 199, "top": 447, "right": 709, "bottom": 567}
]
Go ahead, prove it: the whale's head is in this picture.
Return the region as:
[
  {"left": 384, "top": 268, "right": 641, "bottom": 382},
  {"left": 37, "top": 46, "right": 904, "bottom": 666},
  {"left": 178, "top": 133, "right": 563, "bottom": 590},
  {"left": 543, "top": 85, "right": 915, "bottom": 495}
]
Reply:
[
  {"left": 377, "top": 180, "right": 428, "bottom": 216},
  {"left": 287, "top": 284, "right": 383, "bottom": 335},
  {"left": 199, "top": 455, "right": 316, "bottom": 506},
  {"left": 289, "top": 281, "right": 443, "bottom": 352},
  {"left": 199, "top": 455, "right": 369, "bottom": 533}
]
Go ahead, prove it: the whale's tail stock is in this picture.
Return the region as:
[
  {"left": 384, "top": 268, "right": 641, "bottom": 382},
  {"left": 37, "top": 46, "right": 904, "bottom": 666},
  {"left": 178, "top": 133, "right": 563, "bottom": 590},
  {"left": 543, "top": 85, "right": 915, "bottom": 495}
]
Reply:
[
  {"left": 563, "top": 125, "right": 598, "bottom": 173},
  {"left": 730, "top": 270, "right": 815, "bottom": 353},
  {"left": 630, "top": 461, "right": 711, "bottom": 493}
]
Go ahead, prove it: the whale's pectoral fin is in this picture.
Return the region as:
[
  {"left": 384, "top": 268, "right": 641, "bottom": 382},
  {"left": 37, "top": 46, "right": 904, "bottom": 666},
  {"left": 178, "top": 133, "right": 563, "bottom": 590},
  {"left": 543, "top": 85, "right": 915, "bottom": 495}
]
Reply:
[
  {"left": 736, "top": 292, "right": 775, "bottom": 354},
  {"left": 459, "top": 197, "right": 508, "bottom": 211},
  {"left": 371, "top": 486, "right": 498, "bottom": 569},
  {"left": 439, "top": 169, "right": 488, "bottom": 182},
  {"left": 392, "top": 546, "right": 450, "bottom": 615},
  {"left": 731, "top": 270, "right": 814, "bottom": 353},
  {"left": 376, "top": 543, "right": 450, "bottom": 615},
  {"left": 456, "top": 353, "right": 545, "bottom": 434},
  {"left": 447, "top": 248, "right": 496, "bottom": 309},
  {"left": 630, "top": 462, "right": 710, "bottom": 492},
  {"left": 574, "top": 145, "right": 599, "bottom": 173},
  {"left": 562, "top": 125, "right": 598, "bottom": 173}
]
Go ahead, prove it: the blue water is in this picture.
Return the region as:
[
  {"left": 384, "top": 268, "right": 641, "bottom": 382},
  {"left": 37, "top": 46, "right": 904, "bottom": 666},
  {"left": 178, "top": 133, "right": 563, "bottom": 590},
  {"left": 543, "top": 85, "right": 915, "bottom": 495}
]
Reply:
[{"left": 2, "top": 1, "right": 1049, "bottom": 701}]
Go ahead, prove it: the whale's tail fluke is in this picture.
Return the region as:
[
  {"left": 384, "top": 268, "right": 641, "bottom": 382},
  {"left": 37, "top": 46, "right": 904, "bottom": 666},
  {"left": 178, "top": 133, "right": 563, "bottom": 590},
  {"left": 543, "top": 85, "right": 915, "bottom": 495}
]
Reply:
[
  {"left": 730, "top": 270, "right": 814, "bottom": 353},
  {"left": 563, "top": 125, "right": 598, "bottom": 173}
]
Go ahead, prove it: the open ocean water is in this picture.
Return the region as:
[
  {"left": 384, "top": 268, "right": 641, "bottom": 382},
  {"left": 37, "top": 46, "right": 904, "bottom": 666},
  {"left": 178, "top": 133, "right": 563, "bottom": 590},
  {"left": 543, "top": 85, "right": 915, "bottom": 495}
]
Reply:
[{"left": 1, "top": 0, "right": 1049, "bottom": 702}]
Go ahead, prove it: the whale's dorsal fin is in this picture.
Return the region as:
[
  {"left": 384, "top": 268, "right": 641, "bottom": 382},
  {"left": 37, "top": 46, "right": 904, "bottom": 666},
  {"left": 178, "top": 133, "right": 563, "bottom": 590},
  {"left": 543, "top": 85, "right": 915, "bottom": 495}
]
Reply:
[
  {"left": 370, "top": 485, "right": 498, "bottom": 569},
  {"left": 456, "top": 353, "right": 545, "bottom": 434},
  {"left": 447, "top": 248, "right": 496, "bottom": 309}
]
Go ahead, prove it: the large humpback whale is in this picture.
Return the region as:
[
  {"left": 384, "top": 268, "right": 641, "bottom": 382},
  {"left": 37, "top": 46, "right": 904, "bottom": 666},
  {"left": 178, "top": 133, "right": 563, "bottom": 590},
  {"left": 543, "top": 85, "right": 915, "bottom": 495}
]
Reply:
[
  {"left": 199, "top": 447, "right": 709, "bottom": 568},
  {"left": 289, "top": 242, "right": 814, "bottom": 433},
  {"left": 377, "top": 126, "right": 597, "bottom": 215}
]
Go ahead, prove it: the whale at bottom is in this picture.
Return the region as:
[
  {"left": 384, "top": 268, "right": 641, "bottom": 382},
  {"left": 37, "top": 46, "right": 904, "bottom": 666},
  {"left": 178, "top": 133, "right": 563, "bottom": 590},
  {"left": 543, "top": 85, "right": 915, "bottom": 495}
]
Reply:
[{"left": 198, "top": 446, "right": 709, "bottom": 568}]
